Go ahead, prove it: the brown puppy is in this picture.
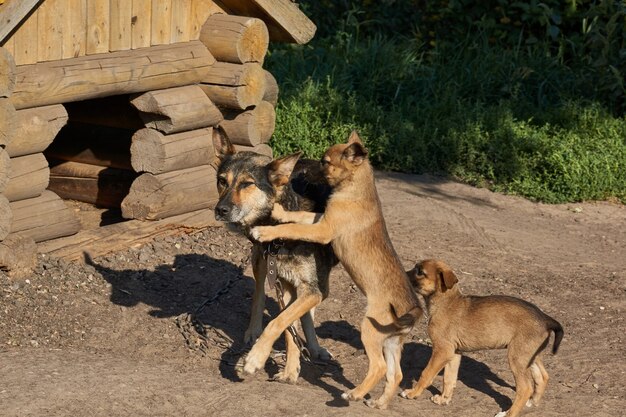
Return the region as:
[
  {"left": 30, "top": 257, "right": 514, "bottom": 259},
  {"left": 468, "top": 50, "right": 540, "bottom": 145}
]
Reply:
[
  {"left": 251, "top": 131, "right": 421, "bottom": 409},
  {"left": 401, "top": 259, "right": 563, "bottom": 417}
]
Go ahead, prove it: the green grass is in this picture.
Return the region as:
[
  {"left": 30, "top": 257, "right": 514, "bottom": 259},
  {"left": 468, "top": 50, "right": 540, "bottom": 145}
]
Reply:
[{"left": 266, "top": 33, "right": 626, "bottom": 204}]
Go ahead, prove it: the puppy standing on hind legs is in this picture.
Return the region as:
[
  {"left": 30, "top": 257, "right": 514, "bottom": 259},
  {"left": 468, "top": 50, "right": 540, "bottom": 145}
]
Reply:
[
  {"left": 401, "top": 259, "right": 564, "bottom": 417},
  {"left": 252, "top": 131, "right": 422, "bottom": 409}
]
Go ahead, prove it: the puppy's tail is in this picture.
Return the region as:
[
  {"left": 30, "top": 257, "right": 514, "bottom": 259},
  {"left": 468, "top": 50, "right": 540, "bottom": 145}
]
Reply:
[
  {"left": 390, "top": 303, "right": 423, "bottom": 334},
  {"left": 546, "top": 317, "right": 564, "bottom": 355}
]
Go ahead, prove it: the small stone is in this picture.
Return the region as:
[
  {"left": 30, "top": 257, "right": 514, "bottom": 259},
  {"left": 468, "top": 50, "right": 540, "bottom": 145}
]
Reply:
[
  {"left": 592, "top": 383, "right": 599, "bottom": 389},
  {"left": 599, "top": 306, "right": 605, "bottom": 310}
]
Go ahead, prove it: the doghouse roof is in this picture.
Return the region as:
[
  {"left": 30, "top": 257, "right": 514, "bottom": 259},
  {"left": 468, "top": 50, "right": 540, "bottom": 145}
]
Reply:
[{"left": 0, "top": 0, "right": 315, "bottom": 65}]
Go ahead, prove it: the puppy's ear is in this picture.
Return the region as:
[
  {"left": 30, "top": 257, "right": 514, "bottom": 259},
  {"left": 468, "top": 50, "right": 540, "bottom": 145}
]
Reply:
[
  {"left": 347, "top": 130, "right": 363, "bottom": 145},
  {"left": 437, "top": 267, "right": 458, "bottom": 291},
  {"left": 212, "top": 127, "right": 235, "bottom": 164},
  {"left": 268, "top": 152, "right": 302, "bottom": 186},
  {"left": 343, "top": 142, "right": 368, "bottom": 166}
]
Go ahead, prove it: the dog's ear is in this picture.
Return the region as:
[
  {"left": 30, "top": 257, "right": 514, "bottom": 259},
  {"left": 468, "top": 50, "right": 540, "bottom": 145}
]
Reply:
[
  {"left": 347, "top": 130, "right": 363, "bottom": 145},
  {"left": 343, "top": 142, "right": 368, "bottom": 166},
  {"left": 437, "top": 267, "right": 458, "bottom": 291},
  {"left": 212, "top": 127, "right": 235, "bottom": 163},
  {"left": 268, "top": 152, "right": 302, "bottom": 186}
]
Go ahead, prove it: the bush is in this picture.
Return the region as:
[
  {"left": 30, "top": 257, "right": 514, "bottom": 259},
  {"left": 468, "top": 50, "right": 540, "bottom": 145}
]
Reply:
[{"left": 266, "top": 1, "right": 626, "bottom": 203}]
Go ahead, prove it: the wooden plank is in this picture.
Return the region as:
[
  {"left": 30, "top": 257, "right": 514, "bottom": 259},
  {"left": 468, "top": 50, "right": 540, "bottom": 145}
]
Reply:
[
  {"left": 37, "top": 0, "right": 64, "bottom": 62},
  {"left": 9, "top": 190, "right": 81, "bottom": 243},
  {"left": 12, "top": 9, "right": 38, "bottom": 65},
  {"left": 0, "top": 46, "right": 16, "bottom": 97},
  {"left": 110, "top": 0, "right": 132, "bottom": 51},
  {"left": 190, "top": 0, "right": 223, "bottom": 40},
  {"left": 121, "top": 164, "right": 218, "bottom": 220},
  {"left": 1, "top": 34, "right": 14, "bottom": 55},
  {"left": 63, "top": 0, "right": 87, "bottom": 59},
  {"left": 130, "top": 85, "right": 223, "bottom": 134},
  {"left": 38, "top": 207, "right": 220, "bottom": 260},
  {"left": 6, "top": 104, "right": 68, "bottom": 157},
  {"left": 11, "top": 41, "right": 215, "bottom": 109},
  {"left": 0, "top": 0, "right": 42, "bottom": 43},
  {"left": 218, "top": 0, "right": 316, "bottom": 44},
  {"left": 150, "top": 0, "right": 171, "bottom": 45},
  {"left": 4, "top": 153, "right": 50, "bottom": 202},
  {"left": 170, "top": 0, "right": 191, "bottom": 43},
  {"left": 131, "top": 0, "right": 152, "bottom": 49},
  {"left": 86, "top": 0, "right": 110, "bottom": 55},
  {"left": 0, "top": 194, "right": 11, "bottom": 240}
]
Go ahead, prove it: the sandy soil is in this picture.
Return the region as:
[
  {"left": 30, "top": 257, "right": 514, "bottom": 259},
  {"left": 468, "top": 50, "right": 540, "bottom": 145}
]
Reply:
[{"left": 1, "top": 172, "right": 625, "bottom": 417}]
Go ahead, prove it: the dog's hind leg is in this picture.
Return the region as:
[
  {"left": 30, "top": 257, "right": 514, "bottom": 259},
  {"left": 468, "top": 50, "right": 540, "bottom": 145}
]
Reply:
[
  {"left": 496, "top": 345, "right": 534, "bottom": 417},
  {"left": 243, "top": 292, "right": 323, "bottom": 379},
  {"left": 529, "top": 355, "right": 549, "bottom": 407},
  {"left": 431, "top": 353, "right": 461, "bottom": 405},
  {"left": 342, "top": 317, "right": 387, "bottom": 402},
  {"left": 245, "top": 247, "right": 267, "bottom": 344},
  {"left": 365, "top": 335, "right": 404, "bottom": 409}
]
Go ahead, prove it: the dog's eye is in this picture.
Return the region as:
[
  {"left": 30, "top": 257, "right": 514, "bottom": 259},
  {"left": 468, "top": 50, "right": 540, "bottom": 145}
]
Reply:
[
  {"left": 217, "top": 177, "right": 228, "bottom": 188},
  {"left": 240, "top": 181, "right": 254, "bottom": 189}
]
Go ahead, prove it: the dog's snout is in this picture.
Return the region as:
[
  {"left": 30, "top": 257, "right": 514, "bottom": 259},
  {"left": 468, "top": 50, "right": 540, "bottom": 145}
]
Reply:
[{"left": 215, "top": 204, "right": 230, "bottom": 217}]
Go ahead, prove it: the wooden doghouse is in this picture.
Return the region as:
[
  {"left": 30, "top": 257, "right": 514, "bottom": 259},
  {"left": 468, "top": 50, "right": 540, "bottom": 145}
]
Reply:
[{"left": 0, "top": 0, "right": 315, "bottom": 275}]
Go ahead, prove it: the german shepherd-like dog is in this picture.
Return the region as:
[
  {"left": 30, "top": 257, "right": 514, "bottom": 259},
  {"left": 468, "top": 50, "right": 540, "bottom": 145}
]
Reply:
[
  {"left": 251, "top": 131, "right": 422, "bottom": 409},
  {"left": 212, "top": 130, "right": 337, "bottom": 383}
]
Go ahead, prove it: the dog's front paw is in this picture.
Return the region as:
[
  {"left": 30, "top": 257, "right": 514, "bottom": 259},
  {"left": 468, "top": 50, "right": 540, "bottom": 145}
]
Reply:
[
  {"left": 271, "top": 369, "right": 300, "bottom": 384},
  {"left": 400, "top": 389, "right": 420, "bottom": 399},
  {"left": 243, "top": 351, "right": 265, "bottom": 375},
  {"left": 250, "top": 226, "right": 275, "bottom": 242},
  {"left": 431, "top": 394, "right": 451, "bottom": 405},
  {"left": 341, "top": 390, "right": 363, "bottom": 402},
  {"left": 494, "top": 411, "right": 508, "bottom": 417},
  {"left": 271, "top": 204, "right": 288, "bottom": 222},
  {"left": 308, "top": 346, "right": 333, "bottom": 361},
  {"left": 364, "top": 398, "right": 388, "bottom": 410},
  {"left": 244, "top": 326, "right": 262, "bottom": 345}
]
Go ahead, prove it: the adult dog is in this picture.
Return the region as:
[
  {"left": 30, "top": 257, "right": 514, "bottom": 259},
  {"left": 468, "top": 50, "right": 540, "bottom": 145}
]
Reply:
[
  {"left": 251, "top": 131, "right": 422, "bottom": 409},
  {"left": 213, "top": 130, "right": 336, "bottom": 383}
]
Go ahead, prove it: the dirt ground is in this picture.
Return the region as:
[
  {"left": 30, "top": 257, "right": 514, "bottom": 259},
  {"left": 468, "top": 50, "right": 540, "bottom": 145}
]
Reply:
[{"left": 1, "top": 172, "right": 625, "bottom": 417}]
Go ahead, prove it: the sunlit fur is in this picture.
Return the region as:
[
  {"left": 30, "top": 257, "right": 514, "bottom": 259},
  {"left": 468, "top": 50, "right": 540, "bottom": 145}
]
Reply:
[{"left": 402, "top": 259, "right": 564, "bottom": 417}]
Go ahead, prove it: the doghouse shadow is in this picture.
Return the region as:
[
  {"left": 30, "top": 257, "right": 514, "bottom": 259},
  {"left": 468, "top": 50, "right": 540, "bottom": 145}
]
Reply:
[
  {"left": 402, "top": 342, "right": 514, "bottom": 410},
  {"left": 85, "top": 252, "right": 356, "bottom": 399}
]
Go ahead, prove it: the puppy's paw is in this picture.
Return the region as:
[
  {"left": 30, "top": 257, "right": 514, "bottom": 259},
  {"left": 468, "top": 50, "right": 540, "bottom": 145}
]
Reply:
[
  {"left": 364, "top": 398, "right": 388, "bottom": 410},
  {"left": 431, "top": 394, "right": 451, "bottom": 405},
  {"left": 494, "top": 411, "right": 508, "bottom": 417},
  {"left": 400, "top": 389, "right": 420, "bottom": 399},
  {"left": 242, "top": 351, "right": 265, "bottom": 375},
  {"left": 341, "top": 390, "right": 363, "bottom": 402},
  {"left": 271, "top": 370, "right": 299, "bottom": 384},
  {"left": 271, "top": 204, "right": 288, "bottom": 222},
  {"left": 243, "top": 326, "right": 262, "bottom": 345},
  {"left": 250, "top": 226, "right": 274, "bottom": 242},
  {"left": 526, "top": 399, "right": 534, "bottom": 408}
]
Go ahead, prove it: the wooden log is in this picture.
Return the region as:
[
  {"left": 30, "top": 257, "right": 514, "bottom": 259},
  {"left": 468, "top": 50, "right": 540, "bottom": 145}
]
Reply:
[
  {"left": 45, "top": 123, "right": 133, "bottom": 170},
  {"left": 65, "top": 95, "right": 144, "bottom": 130},
  {"left": 0, "top": 194, "right": 10, "bottom": 240},
  {"left": 5, "top": 153, "right": 49, "bottom": 202},
  {"left": 10, "top": 41, "right": 216, "bottom": 110},
  {"left": 263, "top": 70, "right": 278, "bottom": 107},
  {"left": 130, "top": 86, "right": 223, "bottom": 134},
  {"left": 0, "top": 146, "right": 9, "bottom": 192},
  {"left": 9, "top": 190, "right": 81, "bottom": 243},
  {"left": 121, "top": 165, "right": 218, "bottom": 220},
  {"left": 0, "top": 233, "right": 37, "bottom": 278},
  {"left": 0, "top": 98, "right": 16, "bottom": 147},
  {"left": 0, "top": 47, "right": 16, "bottom": 97},
  {"left": 130, "top": 127, "right": 214, "bottom": 174},
  {"left": 234, "top": 143, "right": 272, "bottom": 158},
  {"left": 6, "top": 105, "right": 68, "bottom": 157},
  {"left": 199, "top": 14, "right": 269, "bottom": 64},
  {"left": 48, "top": 159, "right": 137, "bottom": 208},
  {"left": 220, "top": 101, "right": 275, "bottom": 146},
  {"left": 199, "top": 62, "right": 265, "bottom": 110}
]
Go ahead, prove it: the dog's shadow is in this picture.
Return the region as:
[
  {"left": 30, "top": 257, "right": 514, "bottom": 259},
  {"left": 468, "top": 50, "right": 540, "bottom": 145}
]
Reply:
[
  {"left": 85, "top": 252, "right": 284, "bottom": 381},
  {"left": 401, "top": 342, "right": 514, "bottom": 410}
]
